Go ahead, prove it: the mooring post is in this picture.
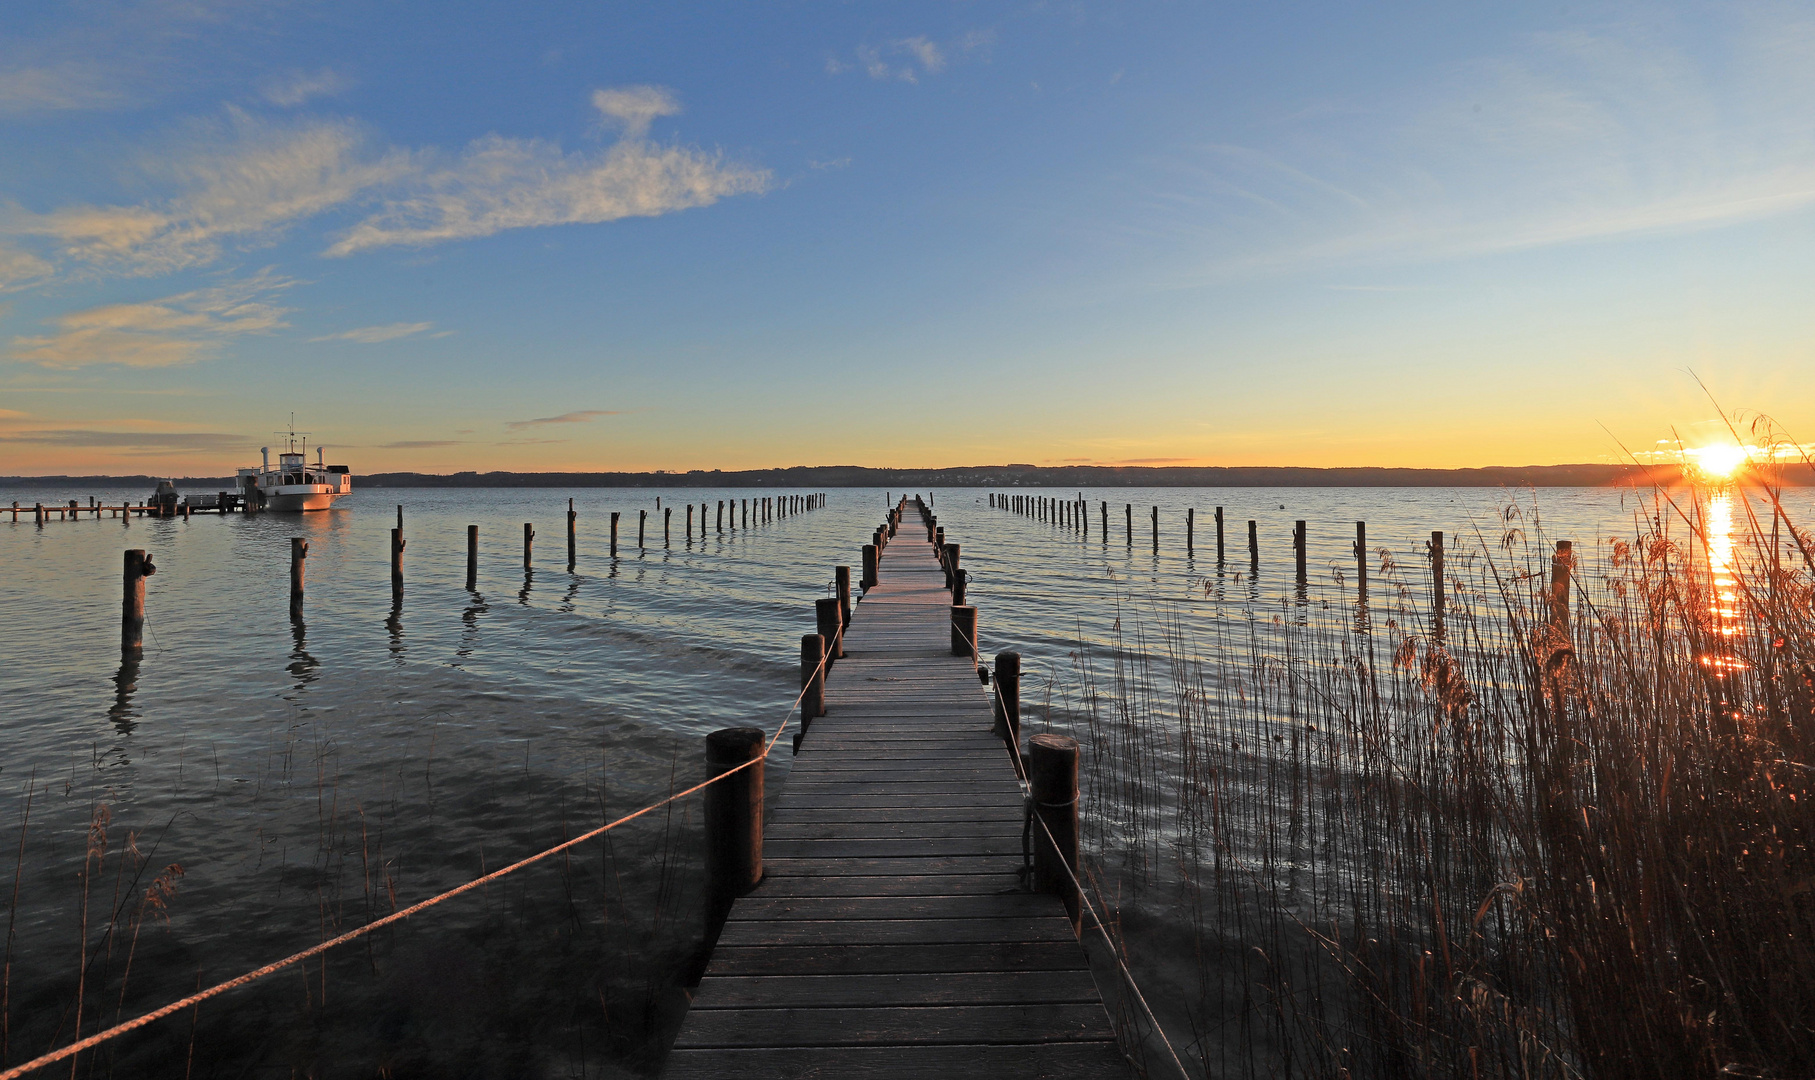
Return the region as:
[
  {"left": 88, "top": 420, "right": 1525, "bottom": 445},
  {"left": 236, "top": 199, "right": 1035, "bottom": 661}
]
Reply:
[
  {"left": 951, "top": 604, "right": 978, "bottom": 660},
  {"left": 567, "top": 499, "right": 577, "bottom": 569},
  {"left": 952, "top": 564, "right": 967, "bottom": 606},
  {"left": 717, "top": 500, "right": 724, "bottom": 534},
  {"left": 687, "top": 504, "right": 694, "bottom": 540},
  {"left": 1549, "top": 540, "right": 1573, "bottom": 642},
  {"left": 524, "top": 522, "right": 535, "bottom": 569},
  {"left": 34, "top": 503, "right": 43, "bottom": 525},
  {"left": 1216, "top": 507, "right": 1225, "bottom": 562},
  {"left": 816, "top": 597, "right": 843, "bottom": 663},
  {"left": 1355, "top": 521, "right": 1367, "bottom": 589},
  {"left": 1295, "top": 520, "right": 1307, "bottom": 582},
  {"left": 290, "top": 537, "right": 308, "bottom": 610},
  {"left": 1100, "top": 501, "right": 1108, "bottom": 539},
  {"left": 639, "top": 509, "right": 647, "bottom": 550},
  {"left": 1125, "top": 503, "right": 1132, "bottom": 546},
  {"left": 122, "top": 549, "right": 154, "bottom": 652},
  {"left": 993, "top": 650, "right": 1021, "bottom": 751},
  {"left": 466, "top": 525, "right": 478, "bottom": 589},
  {"left": 1029, "top": 733, "right": 1082, "bottom": 933},
  {"left": 861, "top": 543, "right": 878, "bottom": 590},
  {"left": 398, "top": 504, "right": 404, "bottom": 531},
  {"left": 835, "top": 565, "right": 852, "bottom": 627},
  {"left": 1248, "top": 520, "right": 1258, "bottom": 565},
  {"left": 1431, "top": 531, "right": 1446, "bottom": 618},
  {"left": 703, "top": 727, "right": 765, "bottom": 942},
  {"left": 391, "top": 527, "right": 405, "bottom": 583},
  {"left": 610, "top": 512, "right": 620, "bottom": 558},
  {"left": 801, "top": 634, "right": 826, "bottom": 721},
  {"left": 664, "top": 507, "right": 672, "bottom": 546},
  {"left": 1151, "top": 506, "right": 1159, "bottom": 551},
  {"left": 1187, "top": 508, "right": 1195, "bottom": 554},
  {"left": 943, "top": 542, "right": 960, "bottom": 589}
]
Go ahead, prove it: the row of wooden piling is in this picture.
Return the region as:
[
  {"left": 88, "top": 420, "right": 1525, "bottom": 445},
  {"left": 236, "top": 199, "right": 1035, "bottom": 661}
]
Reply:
[{"left": 11, "top": 496, "right": 245, "bottom": 523}]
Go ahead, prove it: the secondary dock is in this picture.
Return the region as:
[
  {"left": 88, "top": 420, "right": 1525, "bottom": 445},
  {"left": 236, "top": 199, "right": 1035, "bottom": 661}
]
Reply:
[{"left": 664, "top": 504, "right": 1125, "bottom": 1078}]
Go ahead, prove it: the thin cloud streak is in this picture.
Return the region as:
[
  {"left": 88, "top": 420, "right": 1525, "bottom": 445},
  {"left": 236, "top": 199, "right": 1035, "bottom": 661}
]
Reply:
[
  {"left": 6, "top": 270, "right": 294, "bottom": 369},
  {"left": 309, "top": 322, "right": 434, "bottom": 343},
  {"left": 504, "top": 409, "right": 621, "bottom": 430}
]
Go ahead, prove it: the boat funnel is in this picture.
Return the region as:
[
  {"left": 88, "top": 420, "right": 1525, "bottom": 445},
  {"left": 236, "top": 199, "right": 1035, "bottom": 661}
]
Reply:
[{"left": 261, "top": 446, "right": 270, "bottom": 468}]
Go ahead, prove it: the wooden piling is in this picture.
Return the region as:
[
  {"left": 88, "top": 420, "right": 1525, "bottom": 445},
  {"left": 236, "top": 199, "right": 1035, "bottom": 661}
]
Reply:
[
  {"left": 1100, "top": 500, "right": 1108, "bottom": 538},
  {"left": 1028, "top": 732, "right": 1081, "bottom": 932},
  {"left": 1549, "top": 540, "right": 1573, "bottom": 642},
  {"left": 391, "top": 527, "right": 405, "bottom": 583},
  {"left": 639, "top": 509, "right": 647, "bottom": 550},
  {"left": 1151, "top": 506, "right": 1159, "bottom": 551},
  {"left": 291, "top": 537, "right": 308, "bottom": 610},
  {"left": 610, "top": 512, "right": 620, "bottom": 558},
  {"left": 835, "top": 565, "right": 852, "bottom": 627},
  {"left": 1248, "top": 520, "right": 1258, "bottom": 564},
  {"left": 1124, "top": 503, "right": 1132, "bottom": 546},
  {"left": 1355, "top": 521, "right": 1367, "bottom": 589},
  {"left": 398, "top": 504, "right": 404, "bottom": 531},
  {"left": 567, "top": 499, "right": 577, "bottom": 568},
  {"left": 1431, "top": 531, "right": 1446, "bottom": 617},
  {"left": 524, "top": 522, "right": 535, "bottom": 568},
  {"left": 951, "top": 604, "right": 977, "bottom": 660},
  {"left": 466, "top": 525, "right": 478, "bottom": 589},
  {"left": 122, "top": 549, "right": 154, "bottom": 652},
  {"left": 800, "top": 634, "right": 826, "bottom": 724},
  {"left": 1216, "top": 506, "right": 1225, "bottom": 562},
  {"left": 1187, "top": 508, "right": 1195, "bottom": 554},
  {"left": 994, "top": 650, "right": 1021, "bottom": 750},
  {"left": 664, "top": 507, "right": 672, "bottom": 546},
  {"left": 687, "top": 504, "right": 694, "bottom": 540},
  {"left": 1295, "top": 520, "right": 1307, "bottom": 581},
  {"left": 717, "top": 501, "right": 724, "bottom": 533},
  {"left": 703, "top": 727, "right": 765, "bottom": 939},
  {"left": 816, "top": 597, "right": 844, "bottom": 663}
]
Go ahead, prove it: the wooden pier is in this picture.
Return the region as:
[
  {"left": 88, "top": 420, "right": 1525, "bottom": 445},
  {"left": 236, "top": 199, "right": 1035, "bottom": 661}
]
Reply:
[{"left": 664, "top": 505, "right": 1125, "bottom": 1078}]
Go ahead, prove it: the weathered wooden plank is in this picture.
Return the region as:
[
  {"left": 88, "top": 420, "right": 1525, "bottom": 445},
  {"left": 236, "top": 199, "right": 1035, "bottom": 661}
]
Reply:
[
  {"left": 713, "top": 915, "right": 1075, "bottom": 948},
  {"left": 673, "top": 1002, "right": 1115, "bottom": 1048},
  {"left": 687, "top": 969, "right": 1103, "bottom": 1009},
  {"left": 764, "top": 836, "right": 1024, "bottom": 859},
  {"left": 726, "top": 894, "right": 1051, "bottom": 922},
  {"left": 701, "top": 940, "right": 1092, "bottom": 976},
  {"left": 663, "top": 1041, "right": 1128, "bottom": 1080}
]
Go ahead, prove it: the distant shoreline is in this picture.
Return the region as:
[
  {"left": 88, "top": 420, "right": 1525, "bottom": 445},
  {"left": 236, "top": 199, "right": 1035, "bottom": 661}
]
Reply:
[{"left": 7, "top": 462, "right": 1803, "bottom": 489}]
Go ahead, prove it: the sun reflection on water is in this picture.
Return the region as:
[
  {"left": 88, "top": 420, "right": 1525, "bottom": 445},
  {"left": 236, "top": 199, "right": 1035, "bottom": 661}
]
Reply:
[{"left": 1701, "top": 488, "right": 1747, "bottom": 675}]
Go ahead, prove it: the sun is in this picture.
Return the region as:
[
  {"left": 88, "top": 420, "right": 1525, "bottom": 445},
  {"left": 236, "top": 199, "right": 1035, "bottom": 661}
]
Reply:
[{"left": 1688, "top": 443, "right": 1749, "bottom": 479}]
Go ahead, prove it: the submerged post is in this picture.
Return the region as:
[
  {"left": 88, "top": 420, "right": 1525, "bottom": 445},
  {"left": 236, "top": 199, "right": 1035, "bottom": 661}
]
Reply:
[
  {"left": 466, "top": 525, "right": 478, "bottom": 589},
  {"left": 524, "top": 522, "right": 535, "bottom": 569},
  {"left": 567, "top": 499, "right": 576, "bottom": 569},
  {"left": 703, "top": 727, "right": 765, "bottom": 940},
  {"left": 122, "top": 549, "right": 154, "bottom": 652},
  {"left": 610, "top": 512, "right": 620, "bottom": 558},
  {"left": 290, "top": 537, "right": 308, "bottom": 610},
  {"left": 800, "top": 634, "right": 826, "bottom": 721},
  {"left": 1029, "top": 733, "right": 1081, "bottom": 933},
  {"left": 951, "top": 604, "right": 977, "bottom": 660}
]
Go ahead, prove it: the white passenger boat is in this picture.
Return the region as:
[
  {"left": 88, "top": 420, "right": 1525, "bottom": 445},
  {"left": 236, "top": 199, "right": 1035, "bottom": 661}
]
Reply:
[{"left": 236, "top": 429, "right": 351, "bottom": 512}]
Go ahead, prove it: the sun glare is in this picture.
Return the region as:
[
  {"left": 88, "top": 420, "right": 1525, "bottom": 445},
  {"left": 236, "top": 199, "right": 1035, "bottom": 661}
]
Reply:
[{"left": 1688, "top": 443, "right": 1749, "bottom": 479}]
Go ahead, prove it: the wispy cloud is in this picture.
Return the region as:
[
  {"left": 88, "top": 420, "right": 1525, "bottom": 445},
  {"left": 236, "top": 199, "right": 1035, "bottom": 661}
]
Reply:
[
  {"left": 6, "top": 269, "right": 294, "bottom": 369},
  {"left": 308, "top": 321, "right": 433, "bottom": 344},
  {"left": 261, "top": 68, "right": 353, "bottom": 108},
  {"left": 372, "top": 439, "right": 463, "bottom": 449},
  {"left": 0, "top": 427, "right": 251, "bottom": 452},
  {"left": 809, "top": 157, "right": 853, "bottom": 171},
  {"left": 2, "top": 87, "right": 765, "bottom": 278},
  {"left": 0, "top": 64, "right": 123, "bottom": 113},
  {"left": 504, "top": 409, "right": 620, "bottom": 430},
  {"left": 0, "top": 243, "right": 53, "bottom": 291},
  {"left": 834, "top": 31, "right": 993, "bottom": 84}
]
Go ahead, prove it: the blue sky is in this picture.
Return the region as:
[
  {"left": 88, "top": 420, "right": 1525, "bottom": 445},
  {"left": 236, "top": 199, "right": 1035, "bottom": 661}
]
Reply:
[{"left": 2, "top": 1, "right": 1811, "bottom": 473}]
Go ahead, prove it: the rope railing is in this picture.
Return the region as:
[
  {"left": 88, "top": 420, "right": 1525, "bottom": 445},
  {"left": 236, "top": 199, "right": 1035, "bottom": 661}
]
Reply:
[
  {"left": 939, "top": 525, "right": 1193, "bottom": 1080},
  {"left": 0, "top": 649, "right": 829, "bottom": 1080}
]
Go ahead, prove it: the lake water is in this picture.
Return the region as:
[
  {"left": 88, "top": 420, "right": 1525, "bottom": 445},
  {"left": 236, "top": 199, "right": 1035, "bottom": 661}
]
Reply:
[{"left": 0, "top": 482, "right": 1792, "bottom": 1076}]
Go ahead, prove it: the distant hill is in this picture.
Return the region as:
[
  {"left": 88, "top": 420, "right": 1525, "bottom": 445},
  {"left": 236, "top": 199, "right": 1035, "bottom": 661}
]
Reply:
[{"left": 9, "top": 462, "right": 1803, "bottom": 489}]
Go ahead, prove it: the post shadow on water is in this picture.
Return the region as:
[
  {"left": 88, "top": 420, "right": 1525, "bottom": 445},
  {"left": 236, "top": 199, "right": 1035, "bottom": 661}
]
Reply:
[
  {"left": 518, "top": 567, "right": 534, "bottom": 606},
  {"left": 288, "top": 611, "right": 319, "bottom": 686},
  {"left": 387, "top": 585, "right": 406, "bottom": 662},
  {"left": 457, "top": 588, "right": 489, "bottom": 662},
  {"left": 110, "top": 648, "right": 141, "bottom": 734}
]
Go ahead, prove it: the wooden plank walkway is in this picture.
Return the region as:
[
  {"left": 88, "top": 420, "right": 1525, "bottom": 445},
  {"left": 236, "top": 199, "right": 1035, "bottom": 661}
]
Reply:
[{"left": 663, "top": 520, "right": 1126, "bottom": 1078}]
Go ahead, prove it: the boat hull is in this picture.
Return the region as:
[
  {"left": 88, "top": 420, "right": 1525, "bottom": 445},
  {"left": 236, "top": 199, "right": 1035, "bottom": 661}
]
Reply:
[{"left": 263, "top": 489, "right": 347, "bottom": 512}]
